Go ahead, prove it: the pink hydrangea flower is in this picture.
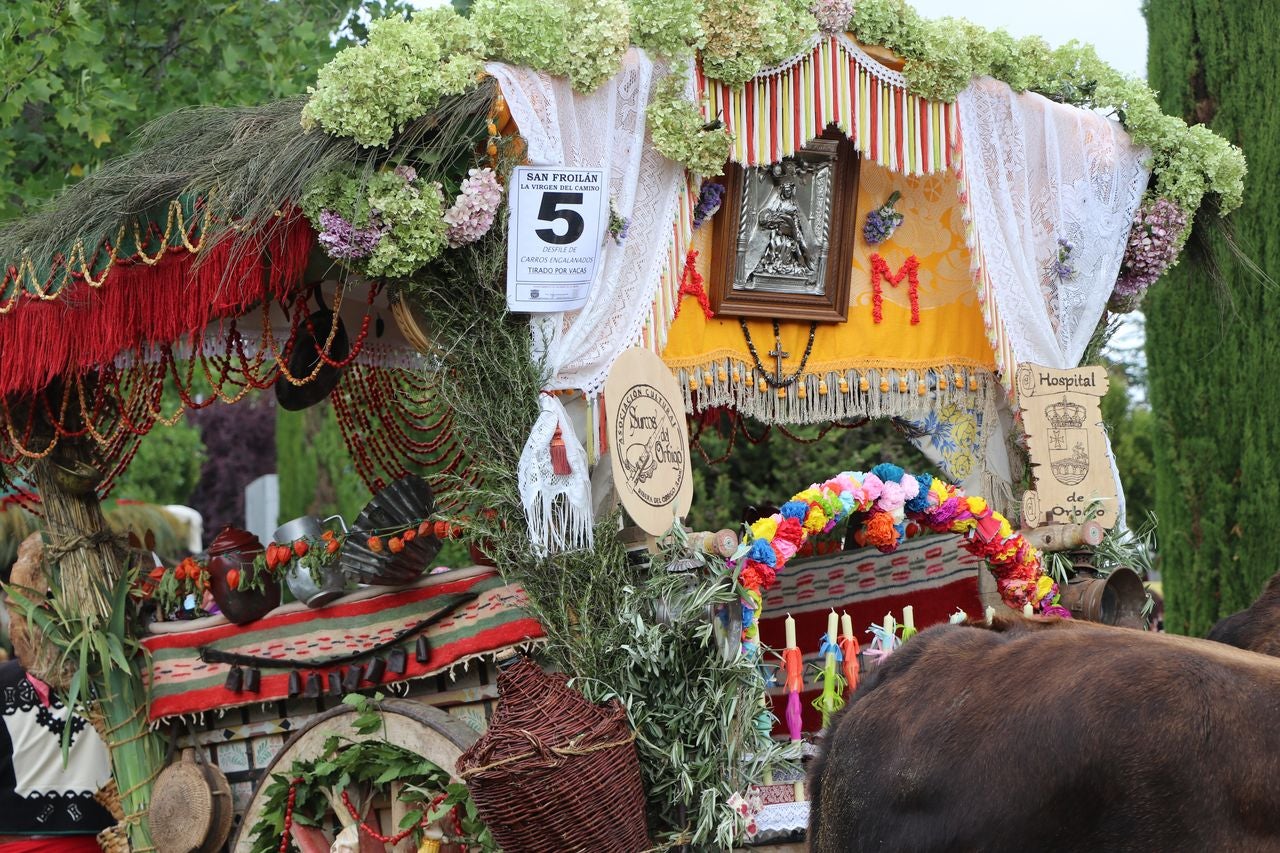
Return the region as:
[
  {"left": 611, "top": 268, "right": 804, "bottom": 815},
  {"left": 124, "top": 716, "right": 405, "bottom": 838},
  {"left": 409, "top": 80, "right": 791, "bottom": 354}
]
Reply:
[
  {"left": 811, "top": 0, "right": 853, "bottom": 33},
  {"left": 444, "top": 167, "right": 503, "bottom": 248}
]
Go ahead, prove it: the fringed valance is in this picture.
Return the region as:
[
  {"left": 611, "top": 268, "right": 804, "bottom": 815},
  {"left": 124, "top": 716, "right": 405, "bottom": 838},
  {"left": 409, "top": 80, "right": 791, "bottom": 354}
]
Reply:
[{"left": 698, "top": 34, "right": 957, "bottom": 175}]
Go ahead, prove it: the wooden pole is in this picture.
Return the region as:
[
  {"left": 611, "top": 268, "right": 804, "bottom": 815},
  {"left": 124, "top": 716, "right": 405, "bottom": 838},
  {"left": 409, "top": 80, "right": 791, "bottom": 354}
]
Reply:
[{"left": 1022, "top": 520, "right": 1105, "bottom": 553}]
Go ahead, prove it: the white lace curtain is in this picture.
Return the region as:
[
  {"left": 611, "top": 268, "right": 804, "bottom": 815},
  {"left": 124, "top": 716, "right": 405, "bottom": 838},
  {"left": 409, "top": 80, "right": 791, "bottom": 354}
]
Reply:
[
  {"left": 957, "top": 77, "right": 1150, "bottom": 369},
  {"left": 486, "top": 52, "right": 687, "bottom": 552}
]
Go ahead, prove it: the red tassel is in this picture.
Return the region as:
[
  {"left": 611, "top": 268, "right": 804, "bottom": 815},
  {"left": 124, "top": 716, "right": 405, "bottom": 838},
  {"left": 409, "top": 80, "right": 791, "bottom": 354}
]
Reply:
[
  {"left": 549, "top": 424, "right": 571, "bottom": 475},
  {"left": 0, "top": 212, "right": 315, "bottom": 399}
]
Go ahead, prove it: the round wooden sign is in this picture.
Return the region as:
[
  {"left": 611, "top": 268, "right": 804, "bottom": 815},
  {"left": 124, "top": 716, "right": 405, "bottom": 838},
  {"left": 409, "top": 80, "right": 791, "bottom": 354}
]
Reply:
[{"left": 605, "top": 347, "right": 693, "bottom": 536}]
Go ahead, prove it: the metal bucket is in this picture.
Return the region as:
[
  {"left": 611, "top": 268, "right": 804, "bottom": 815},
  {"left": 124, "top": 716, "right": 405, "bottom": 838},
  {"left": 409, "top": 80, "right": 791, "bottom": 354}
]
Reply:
[{"left": 273, "top": 514, "right": 348, "bottom": 608}]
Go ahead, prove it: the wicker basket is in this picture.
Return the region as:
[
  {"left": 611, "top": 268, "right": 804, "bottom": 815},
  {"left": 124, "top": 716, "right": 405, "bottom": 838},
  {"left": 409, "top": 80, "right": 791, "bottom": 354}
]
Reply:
[
  {"left": 456, "top": 658, "right": 649, "bottom": 852},
  {"left": 97, "top": 823, "right": 130, "bottom": 853}
]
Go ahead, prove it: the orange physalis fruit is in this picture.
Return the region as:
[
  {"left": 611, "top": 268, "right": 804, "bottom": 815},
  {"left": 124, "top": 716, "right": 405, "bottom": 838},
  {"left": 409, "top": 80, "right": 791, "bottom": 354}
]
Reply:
[
  {"left": 322, "top": 530, "right": 335, "bottom": 542},
  {"left": 294, "top": 540, "right": 309, "bottom": 557},
  {"left": 403, "top": 529, "right": 416, "bottom": 542},
  {"left": 174, "top": 565, "right": 186, "bottom": 581},
  {"left": 388, "top": 537, "right": 404, "bottom": 554},
  {"left": 326, "top": 539, "right": 340, "bottom": 554},
  {"left": 418, "top": 520, "right": 431, "bottom": 537},
  {"left": 368, "top": 536, "right": 384, "bottom": 553},
  {"left": 226, "top": 568, "right": 240, "bottom": 590}
]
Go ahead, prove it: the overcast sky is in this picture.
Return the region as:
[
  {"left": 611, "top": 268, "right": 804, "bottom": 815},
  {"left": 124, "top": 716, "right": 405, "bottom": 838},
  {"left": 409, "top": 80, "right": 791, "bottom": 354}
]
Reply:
[{"left": 910, "top": 0, "right": 1148, "bottom": 79}]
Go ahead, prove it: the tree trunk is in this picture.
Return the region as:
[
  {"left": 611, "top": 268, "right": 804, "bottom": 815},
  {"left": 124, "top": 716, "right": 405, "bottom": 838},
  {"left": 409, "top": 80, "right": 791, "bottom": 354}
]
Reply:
[{"left": 1145, "top": 1, "right": 1280, "bottom": 635}]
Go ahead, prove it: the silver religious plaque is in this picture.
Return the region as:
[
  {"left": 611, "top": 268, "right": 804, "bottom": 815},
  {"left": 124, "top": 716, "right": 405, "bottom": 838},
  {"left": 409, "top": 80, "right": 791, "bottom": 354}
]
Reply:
[
  {"left": 710, "top": 132, "right": 858, "bottom": 324},
  {"left": 731, "top": 140, "right": 837, "bottom": 296}
]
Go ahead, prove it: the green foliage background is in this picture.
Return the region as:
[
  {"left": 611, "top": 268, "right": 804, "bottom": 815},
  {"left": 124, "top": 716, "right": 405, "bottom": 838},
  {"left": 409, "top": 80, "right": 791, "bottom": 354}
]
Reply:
[
  {"left": 688, "top": 416, "right": 930, "bottom": 532},
  {"left": 1100, "top": 359, "right": 1156, "bottom": 526},
  {"left": 276, "top": 401, "right": 370, "bottom": 525},
  {"left": 1145, "top": 0, "right": 1274, "bottom": 635},
  {"left": 112, "top": 421, "right": 206, "bottom": 506},
  {"left": 0, "top": 0, "right": 410, "bottom": 219}
]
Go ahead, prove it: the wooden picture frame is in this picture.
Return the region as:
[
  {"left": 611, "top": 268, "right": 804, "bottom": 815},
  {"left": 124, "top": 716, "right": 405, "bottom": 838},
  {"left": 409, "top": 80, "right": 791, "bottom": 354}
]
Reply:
[{"left": 709, "top": 132, "right": 860, "bottom": 323}]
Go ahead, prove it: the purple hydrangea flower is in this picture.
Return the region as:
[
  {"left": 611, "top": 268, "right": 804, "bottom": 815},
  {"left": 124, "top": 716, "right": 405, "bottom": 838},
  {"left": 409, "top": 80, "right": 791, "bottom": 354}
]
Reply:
[
  {"left": 1047, "top": 237, "right": 1076, "bottom": 283},
  {"left": 693, "top": 181, "right": 726, "bottom": 229},
  {"left": 316, "top": 209, "right": 387, "bottom": 260},
  {"left": 863, "top": 191, "right": 904, "bottom": 245},
  {"left": 608, "top": 205, "right": 631, "bottom": 244},
  {"left": 1111, "top": 197, "right": 1188, "bottom": 310}
]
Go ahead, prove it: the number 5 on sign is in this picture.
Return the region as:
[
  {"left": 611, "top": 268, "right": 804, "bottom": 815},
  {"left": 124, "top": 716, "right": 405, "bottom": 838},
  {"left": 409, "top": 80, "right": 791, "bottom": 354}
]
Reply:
[{"left": 506, "top": 166, "right": 610, "bottom": 312}]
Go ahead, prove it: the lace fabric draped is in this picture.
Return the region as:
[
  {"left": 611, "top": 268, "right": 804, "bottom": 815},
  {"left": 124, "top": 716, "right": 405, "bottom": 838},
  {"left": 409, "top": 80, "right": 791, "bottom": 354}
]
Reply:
[
  {"left": 957, "top": 77, "right": 1150, "bottom": 369},
  {"left": 487, "top": 51, "right": 687, "bottom": 552}
]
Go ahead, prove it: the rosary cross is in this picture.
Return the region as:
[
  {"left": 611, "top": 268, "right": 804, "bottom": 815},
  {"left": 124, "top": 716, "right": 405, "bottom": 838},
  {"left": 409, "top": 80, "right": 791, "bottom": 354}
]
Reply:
[{"left": 768, "top": 335, "right": 790, "bottom": 385}]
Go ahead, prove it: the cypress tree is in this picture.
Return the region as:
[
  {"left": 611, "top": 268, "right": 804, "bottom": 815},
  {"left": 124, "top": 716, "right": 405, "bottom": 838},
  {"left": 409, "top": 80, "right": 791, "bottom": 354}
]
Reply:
[{"left": 1144, "top": 1, "right": 1280, "bottom": 635}]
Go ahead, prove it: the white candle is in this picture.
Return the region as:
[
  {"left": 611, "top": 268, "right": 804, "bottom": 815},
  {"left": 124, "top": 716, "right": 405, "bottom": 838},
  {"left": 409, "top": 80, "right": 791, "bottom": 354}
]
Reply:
[
  {"left": 840, "top": 612, "right": 853, "bottom": 639},
  {"left": 985, "top": 606, "right": 996, "bottom": 625},
  {"left": 884, "top": 613, "right": 896, "bottom": 637},
  {"left": 827, "top": 610, "right": 838, "bottom": 642},
  {"left": 903, "top": 605, "right": 915, "bottom": 630},
  {"left": 785, "top": 614, "right": 797, "bottom": 649},
  {"left": 1023, "top": 603, "right": 1034, "bottom": 617},
  {"left": 794, "top": 779, "right": 806, "bottom": 802}
]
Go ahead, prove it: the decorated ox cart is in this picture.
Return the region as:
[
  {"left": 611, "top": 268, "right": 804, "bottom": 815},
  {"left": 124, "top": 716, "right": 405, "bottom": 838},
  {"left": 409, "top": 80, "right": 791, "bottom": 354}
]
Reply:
[{"left": 0, "top": 0, "right": 1242, "bottom": 850}]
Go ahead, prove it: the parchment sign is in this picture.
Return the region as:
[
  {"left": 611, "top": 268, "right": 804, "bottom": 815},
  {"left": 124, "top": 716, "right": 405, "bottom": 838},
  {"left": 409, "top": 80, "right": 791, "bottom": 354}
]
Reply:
[
  {"left": 605, "top": 348, "right": 693, "bottom": 536},
  {"left": 1017, "top": 363, "right": 1119, "bottom": 531},
  {"left": 506, "top": 166, "right": 609, "bottom": 312}
]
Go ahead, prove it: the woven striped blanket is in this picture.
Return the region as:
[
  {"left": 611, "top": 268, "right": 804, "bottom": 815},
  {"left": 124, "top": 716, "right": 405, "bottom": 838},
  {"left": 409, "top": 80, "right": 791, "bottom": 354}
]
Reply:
[
  {"left": 759, "top": 532, "right": 984, "bottom": 732},
  {"left": 141, "top": 571, "right": 543, "bottom": 722}
]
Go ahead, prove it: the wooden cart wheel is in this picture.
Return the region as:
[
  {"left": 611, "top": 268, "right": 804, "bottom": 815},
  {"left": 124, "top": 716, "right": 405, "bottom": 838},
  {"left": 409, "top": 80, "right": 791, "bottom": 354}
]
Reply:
[{"left": 232, "top": 698, "right": 480, "bottom": 853}]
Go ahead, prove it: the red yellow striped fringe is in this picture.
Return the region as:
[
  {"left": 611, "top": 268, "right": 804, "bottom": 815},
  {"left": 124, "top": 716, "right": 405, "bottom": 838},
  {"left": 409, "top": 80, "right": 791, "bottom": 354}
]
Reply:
[{"left": 698, "top": 35, "right": 957, "bottom": 176}]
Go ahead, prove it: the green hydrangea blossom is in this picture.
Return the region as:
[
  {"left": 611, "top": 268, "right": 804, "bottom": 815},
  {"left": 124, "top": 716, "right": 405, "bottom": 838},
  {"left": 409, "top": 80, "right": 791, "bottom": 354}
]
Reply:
[
  {"left": 301, "top": 169, "right": 449, "bottom": 279},
  {"left": 473, "top": 0, "right": 632, "bottom": 93},
  {"left": 629, "top": 0, "right": 704, "bottom": 61},
  {"left": 845, "top": 0, "right": 1244, "bottom": 216},
  {"left": 699, "top": 0, "right": 817, "bottom": 85},
  {"left": 301, "top": 10, "right": 484, "bottom": 148},
  {"left": 647, "top": 73, "right": 732, "bottom": 175},
  {"left": 302, "top": 0, "right": 1243, "bottom": 224}
]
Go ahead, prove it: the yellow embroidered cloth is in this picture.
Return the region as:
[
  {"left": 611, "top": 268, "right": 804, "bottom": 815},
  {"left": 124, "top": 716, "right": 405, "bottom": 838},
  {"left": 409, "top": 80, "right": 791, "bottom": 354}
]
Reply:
[{"left": 662, "top": 160, "right": 997, "bottom": 423}]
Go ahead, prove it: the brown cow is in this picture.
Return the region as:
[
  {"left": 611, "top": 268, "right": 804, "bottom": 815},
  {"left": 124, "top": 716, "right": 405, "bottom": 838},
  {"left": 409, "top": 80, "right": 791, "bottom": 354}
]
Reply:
[
  {"left": 1208, "top": 572, "right": 1280, "bottom": 656},
  {"left": 808, "top": 621, "right": 1280, "bottom": 852}
]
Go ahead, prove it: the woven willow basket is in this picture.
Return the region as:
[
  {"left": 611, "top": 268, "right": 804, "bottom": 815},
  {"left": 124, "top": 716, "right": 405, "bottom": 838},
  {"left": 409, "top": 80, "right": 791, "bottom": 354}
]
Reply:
[{"left": 456, "top": 658, "right": 649, "bottom": 852}]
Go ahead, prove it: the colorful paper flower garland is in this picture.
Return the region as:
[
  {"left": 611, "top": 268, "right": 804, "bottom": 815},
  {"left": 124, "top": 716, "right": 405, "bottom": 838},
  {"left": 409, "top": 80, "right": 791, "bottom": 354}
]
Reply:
[{"left": 736, "top": 463, "right": 1064, "bottom": 657}]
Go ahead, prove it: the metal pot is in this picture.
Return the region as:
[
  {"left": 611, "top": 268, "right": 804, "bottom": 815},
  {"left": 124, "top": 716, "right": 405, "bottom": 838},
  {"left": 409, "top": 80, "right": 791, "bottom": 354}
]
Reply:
[{"left": 273, "top": 515, "right": 349, "bottom": 608}]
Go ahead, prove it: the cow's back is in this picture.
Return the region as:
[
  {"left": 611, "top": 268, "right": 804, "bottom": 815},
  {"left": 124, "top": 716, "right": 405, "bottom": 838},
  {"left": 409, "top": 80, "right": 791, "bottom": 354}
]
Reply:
[
  {"left": 809, "top": 622, "right": 1280, "bottom": 852},
  {"left": 1208, "top": 572, "right": 1280, "bottom": 656}
]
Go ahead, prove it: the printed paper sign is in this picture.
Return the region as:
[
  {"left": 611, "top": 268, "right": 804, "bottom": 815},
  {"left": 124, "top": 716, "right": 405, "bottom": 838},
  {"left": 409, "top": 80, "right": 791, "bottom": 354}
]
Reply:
[{"left": 506, "top": 166, "right": 609, "bottom": 312}]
